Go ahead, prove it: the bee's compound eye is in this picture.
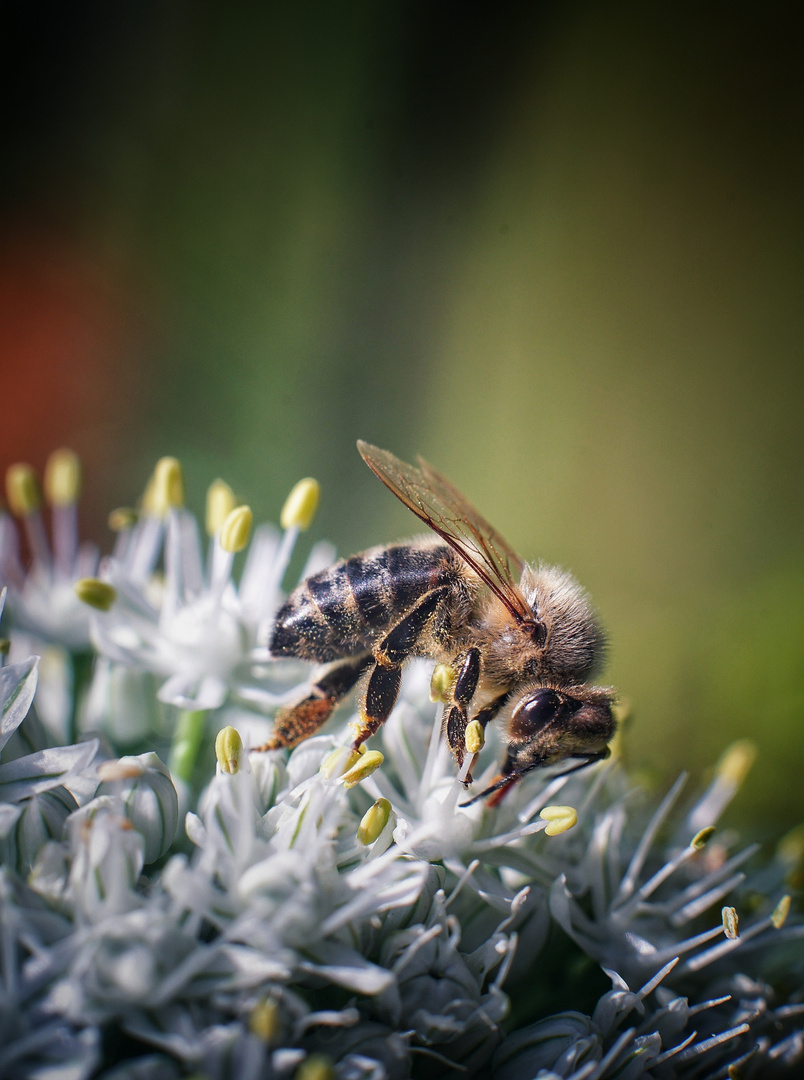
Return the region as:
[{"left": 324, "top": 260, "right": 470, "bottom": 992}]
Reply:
[{"left": 510, "top": 688, "right": 562, "bottom": 740}]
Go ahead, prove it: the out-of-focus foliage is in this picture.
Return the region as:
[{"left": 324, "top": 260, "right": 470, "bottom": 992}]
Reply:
[{"left": 1, "top": 1, "right": 802, "bottom": 827}]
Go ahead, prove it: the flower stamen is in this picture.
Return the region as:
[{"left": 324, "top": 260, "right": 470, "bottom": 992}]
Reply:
[
  {"left": 74, "top": 578, "right": 118, "bottom": 612},
  {"left": 540, "top": 804, "right": 578, "bottom": 836},
  {"left": 340, "top": 750, "right": 384, "bottom": 789},
  {"left": 357, "top": 798, "right": 393, "bottom": 845},
  {"left": 205, "top": 479, "right": 237, "bottom": 537},
  {"left": 215, "top": 726, "right": 243, "bottom": 774}
]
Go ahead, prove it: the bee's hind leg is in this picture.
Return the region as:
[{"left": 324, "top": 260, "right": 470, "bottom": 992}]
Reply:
[{"left": 254, "top": 654, "right": 372, "bottom": 751}]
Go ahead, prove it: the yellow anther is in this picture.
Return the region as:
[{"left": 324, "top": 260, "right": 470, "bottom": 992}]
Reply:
[
  {"left": 151, "top": 457, "right": 185, "bottom": 517},
  {"left": 141, "top": 474, "right": 158, "bottom": 516},
  {"left": 771, "top": 894, "right": 791, "bottom": 930},
  {"left": 295, "top": 1055, "right": 335, "bottom": 1080},
  {"left": 715, "top": 740, "right": 757, "bottom": 787},
  {"left": 465, "top": 719, "right": 485, "bottom": 755},
  {"left": 5, "top": 463, "right": 41, "bottom": 516},
  {"left": 340, "top": 749, "right": 384, "bottom": 789},
  {"left": 429, "top": 663, "right": 456, "bottom": 703},
  {"left": 777, "top": 823, "right": 804, "bottom": 866},
  {"left": 44, "top": 448, "right": 82, "bottom": 506},
  {"left": 215, "top": 726, "right": 243, "bottom": 774},
  {"left": 539, "top": 805, "right": 578, "bottom": 836},
  {"left": 248, "top": 997, "right": 281, "bottom": 1043},
  {"left": 220, "top": 505, "right": 253, "bottom": 554},
  {"left": 357, "top": 798, "right": 392, "bottom": 845},
  {"left": 0, "top": 638, "right": 10, "bottom": 656},
  {"left": 691, "top": 826, "right": 716, "bottom": 850},
  {"left": 280, "top": 477, "right": 320, "bottom": 531},
  {"left": 108, "top": 507, "right": 138, "bottom": 532},
  {"left": 74, "top": 578, "right": 117, "bottom": 612},
  {"left": 319, "top": 744, "right": 366, "bottom": 780},
  {"left": 721, "top": 906, "right": 739, "bottom": 939},
  {"left": 206, "top": 479, "right": 237, "bottom": 537}
]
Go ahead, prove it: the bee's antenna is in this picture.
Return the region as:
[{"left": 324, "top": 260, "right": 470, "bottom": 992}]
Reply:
[{"left": 460, "top": 750, "right": 613, "bottom": 808}]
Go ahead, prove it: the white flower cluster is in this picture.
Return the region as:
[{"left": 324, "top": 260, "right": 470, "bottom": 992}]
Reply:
[{"left": 0, "top": 454, "right": 802, "bottom": 1080}]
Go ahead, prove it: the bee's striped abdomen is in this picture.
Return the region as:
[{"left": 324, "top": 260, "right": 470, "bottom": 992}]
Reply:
[{"left": 270, "top": 541, "right": 453, "bottom": 663}]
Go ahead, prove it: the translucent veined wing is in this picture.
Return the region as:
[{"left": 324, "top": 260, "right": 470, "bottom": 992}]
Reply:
[{"left": 357, "top": 440, "right": 533, "bottom": 623}]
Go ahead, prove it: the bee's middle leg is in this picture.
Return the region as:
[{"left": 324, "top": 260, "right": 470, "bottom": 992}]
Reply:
[{"left": 351, "top": 585, "right": 449, "bottom": 748}]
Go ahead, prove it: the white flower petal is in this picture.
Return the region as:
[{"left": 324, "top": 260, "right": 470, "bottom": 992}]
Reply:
[
  {"left": 0, "top": 738, "right": 99, "bottom": 802},
  {"left": 0, "top": 654, "right": 40, "bottom": 752}
]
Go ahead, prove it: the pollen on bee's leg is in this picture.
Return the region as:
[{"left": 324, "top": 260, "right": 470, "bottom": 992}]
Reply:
[{"left": 254, "top": 695, "right": 335, "bottom": 751}]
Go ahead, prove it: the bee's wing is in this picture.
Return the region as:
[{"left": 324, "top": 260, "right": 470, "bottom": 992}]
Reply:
[{"left": 357, "top": 440, "right": 532, "bottom": 623}]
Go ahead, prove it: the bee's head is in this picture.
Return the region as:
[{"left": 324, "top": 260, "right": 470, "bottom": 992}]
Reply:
[
  {"left": 461, "top": 685, "right": 615, "bottom": 807},
  {"left": 506, "top": 684, "right": 615, "bottom": 770}
]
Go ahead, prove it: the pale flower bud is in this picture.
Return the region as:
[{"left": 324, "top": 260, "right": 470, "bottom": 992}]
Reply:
[
  {"left": 96, "top": 753, "right": 178, "bottom": 864},
  {"left": 0, "top": 786, "right": 77, "bottom": 875}
]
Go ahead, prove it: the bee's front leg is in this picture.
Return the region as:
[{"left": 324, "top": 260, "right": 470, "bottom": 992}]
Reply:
[
  {"left": 442, "top": 647, "right": 482, "bottom": 779},
  {"left": 351, "top": 586, "right": 450, "bottom": 748}
]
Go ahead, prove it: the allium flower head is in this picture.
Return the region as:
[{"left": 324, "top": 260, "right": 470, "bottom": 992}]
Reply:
[
  {"left": 1, "top": 451, "right": 98, "bottom": 652},
  {"left": 0, "top": 448, "right": 801, "bottom": 1079},
  {"left": 79, "top": 459, "right": 331, "bottom": 724}
]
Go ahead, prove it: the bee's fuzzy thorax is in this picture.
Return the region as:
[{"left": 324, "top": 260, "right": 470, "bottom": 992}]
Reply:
[{"left": 520, "top": 562, "right": 606, "bottom": 681}]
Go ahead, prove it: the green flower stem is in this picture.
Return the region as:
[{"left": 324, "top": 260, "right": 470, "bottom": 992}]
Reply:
[
  {"left": 169, "top": 709, "right": 206, "bottom": 784},
  {"left": 69, "top": 650, "right": 95, "bottom": 744}
]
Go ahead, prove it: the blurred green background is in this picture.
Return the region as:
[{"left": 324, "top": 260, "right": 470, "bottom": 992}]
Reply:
[{"left": 2, "top": 1, "right": 802, "bottom": 833}]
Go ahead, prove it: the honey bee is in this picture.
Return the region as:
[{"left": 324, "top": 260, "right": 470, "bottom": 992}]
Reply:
[{"left": 258, "top": 441, "right": 615, "bottom": 802}]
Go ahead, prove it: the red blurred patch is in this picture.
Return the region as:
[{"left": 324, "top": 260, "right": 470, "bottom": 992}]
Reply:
[
  {"left": 0, "top": 233, "right": 127, "bottom": 469},
  {"left": 0, "top": 230, "right": 150, "bottom": 541}
]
